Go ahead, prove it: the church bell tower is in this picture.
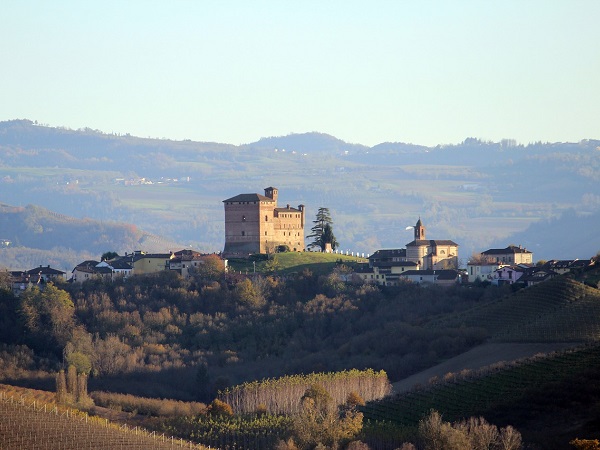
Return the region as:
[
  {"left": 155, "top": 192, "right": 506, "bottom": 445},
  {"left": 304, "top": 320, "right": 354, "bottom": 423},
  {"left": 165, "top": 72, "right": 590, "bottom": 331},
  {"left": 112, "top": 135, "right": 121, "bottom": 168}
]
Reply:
[{"left": 414, "top": 218, "right": 426, "bottom": 240}]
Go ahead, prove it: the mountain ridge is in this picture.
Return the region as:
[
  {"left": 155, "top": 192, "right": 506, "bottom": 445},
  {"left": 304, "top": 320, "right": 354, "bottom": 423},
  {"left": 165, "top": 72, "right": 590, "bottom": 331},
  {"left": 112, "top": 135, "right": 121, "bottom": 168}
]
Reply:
[{"left": 1, "top": 119, "right": 599, "bottom": 262}]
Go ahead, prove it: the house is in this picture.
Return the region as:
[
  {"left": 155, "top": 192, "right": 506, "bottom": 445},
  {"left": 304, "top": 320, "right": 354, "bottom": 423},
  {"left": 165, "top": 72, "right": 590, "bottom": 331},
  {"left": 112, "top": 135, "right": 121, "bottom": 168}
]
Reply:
[
  {"left": 71, "top": 261, "right": 113, "bottom": 283},
  {"left": 398, "top": 269, "right": 461, "bottom": 287},
  {"left": 405, "top": 218, "right": 459, "bottom": 270},
  {"left": 466, "top": 261, "right": 508, "bottom": 283},
  {"left": 26, "top": 265, "right": 67, "bottom": 283},
  {"left": 568, "top": 258, "right": 595, "bottom": 272},
  {"left": 355, "top": 258, "right": 419, "bottom": 286},
  {"left": 97, "top": 258, "right": 133, "bottom": 278},
  {"left": 541, "top": 260, "right": 574, "bottom": 275},
  {"left": 8, "top": 271, "right": 36, "bottom": 295},
  {"left": 223, "top": 187, "right": 305, "bottom": 255},
  {"left": 519, "top": 267, "right": 558, "bottom": 287},
  {"left": 128, "top": 251, "right": 174, "bottom": 275},
  {"left": 481, "top": 245, "right": 533, "bottom": 265},
  {"left": 492, "top": 265, "right": 529, "bottom": 286}
]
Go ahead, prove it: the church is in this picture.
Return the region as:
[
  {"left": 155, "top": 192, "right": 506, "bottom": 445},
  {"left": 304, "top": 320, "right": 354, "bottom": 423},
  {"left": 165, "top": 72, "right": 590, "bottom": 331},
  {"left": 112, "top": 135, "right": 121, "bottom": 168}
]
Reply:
[
  {"left": 222, "top": 187, "right": 305, "bottom": 255},
  {"left": 406, "top": 218, "right": 459, "bottom": 270}
]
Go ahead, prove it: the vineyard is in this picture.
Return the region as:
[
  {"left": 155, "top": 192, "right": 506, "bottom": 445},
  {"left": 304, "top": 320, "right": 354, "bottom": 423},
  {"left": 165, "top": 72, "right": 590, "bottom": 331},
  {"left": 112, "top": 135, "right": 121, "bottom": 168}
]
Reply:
[
  {"left": 428, "top": 277, "right": 600, "bottom": 343},
  {"left": 160, "top": 413, "right": 293, "bottom": 450},
  {"left": 0, "top": 390, "right": 208, "bottom": 450},
  {"left": 361, "top": 344, "right": 600, "bottom": 426}
]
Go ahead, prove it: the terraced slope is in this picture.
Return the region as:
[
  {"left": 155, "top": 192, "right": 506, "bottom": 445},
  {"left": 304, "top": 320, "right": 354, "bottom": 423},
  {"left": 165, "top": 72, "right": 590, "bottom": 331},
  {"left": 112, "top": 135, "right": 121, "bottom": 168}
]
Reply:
[{"left": 429, "top": 277, "right": 600, "bottom": 343}]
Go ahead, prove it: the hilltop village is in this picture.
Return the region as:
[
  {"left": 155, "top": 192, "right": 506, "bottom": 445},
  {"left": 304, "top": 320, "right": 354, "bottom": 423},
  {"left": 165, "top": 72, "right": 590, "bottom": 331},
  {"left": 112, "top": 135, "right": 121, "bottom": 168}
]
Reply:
[{"left": 3, "top": 186, "right": 597, "bottom": 293}]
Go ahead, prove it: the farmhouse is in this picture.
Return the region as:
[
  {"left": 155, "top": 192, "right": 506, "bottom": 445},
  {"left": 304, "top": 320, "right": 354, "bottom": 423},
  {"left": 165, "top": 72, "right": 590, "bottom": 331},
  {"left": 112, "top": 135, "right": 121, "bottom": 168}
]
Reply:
[{"left": 223, "top": 187, "right": 305, "bottom": 255}]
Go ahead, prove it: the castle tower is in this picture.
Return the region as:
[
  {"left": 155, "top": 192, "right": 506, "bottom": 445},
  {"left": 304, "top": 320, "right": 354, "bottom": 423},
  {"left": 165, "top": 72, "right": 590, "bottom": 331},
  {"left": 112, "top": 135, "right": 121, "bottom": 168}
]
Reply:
[
  {"left": 414, "top": 217, "right": 426, "bottom": 240},
  {"left": 264, "top": 187, "right": 278, "bottom": 204}
]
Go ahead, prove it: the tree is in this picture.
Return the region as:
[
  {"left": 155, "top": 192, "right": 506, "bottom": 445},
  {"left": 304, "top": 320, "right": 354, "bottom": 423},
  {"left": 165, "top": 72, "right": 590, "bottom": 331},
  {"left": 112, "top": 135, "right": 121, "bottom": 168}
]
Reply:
[
  {"left": 191, "top": 254, "right": 225, "bottom": 283},
  {"left": 19, "top": 284, "right": 76, "bottom": 352},
  {"left": 101, "top": 251, "right": 119, "bottom": 261},
  {"left": 208, "top": 398, "right": 233, "bottom": 416},
  {"left": 307, "top": 207, "right": 338, "bottom": 251},
  {"left": 292, "top": 384, "right": 363, "bottom": 449},
  {"left": 571, "top": 439, "right": 600, "bottom": 450}
]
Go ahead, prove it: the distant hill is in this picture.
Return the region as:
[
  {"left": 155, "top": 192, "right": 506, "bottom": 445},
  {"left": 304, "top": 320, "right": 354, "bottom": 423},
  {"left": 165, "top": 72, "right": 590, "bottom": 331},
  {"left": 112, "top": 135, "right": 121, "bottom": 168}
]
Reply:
[
  {"left": 240, "top": 132, "right": 370, "bottom": 155},
  {"left": 1, "top": 119, "right": 599, "bottom": 260},
  {"left": 0, "top": 202, "right": 183, "bottom": 270},
  {"left": 490, "top": 209, "right": 600, "bottom": 261}
]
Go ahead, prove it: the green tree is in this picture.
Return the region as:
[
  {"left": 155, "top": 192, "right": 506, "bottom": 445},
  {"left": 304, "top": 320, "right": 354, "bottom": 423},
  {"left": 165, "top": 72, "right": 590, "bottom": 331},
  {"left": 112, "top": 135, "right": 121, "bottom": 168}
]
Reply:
[
  {"left": 19, "top": 284, "right": 75, "bottom": 351},
  {"left": 307, "top": 207, "right": 338, "bottom": 251},
  {"left": 101, "top": 251, "right": 119, "bottom": 261}
]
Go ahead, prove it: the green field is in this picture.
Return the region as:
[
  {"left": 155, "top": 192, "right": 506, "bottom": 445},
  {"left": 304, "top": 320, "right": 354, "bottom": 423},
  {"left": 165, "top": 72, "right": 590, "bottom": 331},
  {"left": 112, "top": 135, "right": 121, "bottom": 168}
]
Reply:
[{"left": 227, "top": 251, "right": 367, "bottom": 275}]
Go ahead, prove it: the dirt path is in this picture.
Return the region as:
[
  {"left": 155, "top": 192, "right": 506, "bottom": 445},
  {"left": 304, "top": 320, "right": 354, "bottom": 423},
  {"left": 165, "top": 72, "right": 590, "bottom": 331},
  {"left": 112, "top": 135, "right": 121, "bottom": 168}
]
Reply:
[{"left": 391, "top": 342, "right": 582, "bottom": 394}]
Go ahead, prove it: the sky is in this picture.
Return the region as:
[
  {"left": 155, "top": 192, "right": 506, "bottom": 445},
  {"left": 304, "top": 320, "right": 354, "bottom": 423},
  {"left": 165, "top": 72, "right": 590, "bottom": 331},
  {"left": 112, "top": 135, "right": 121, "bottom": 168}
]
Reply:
[{"left": 1, "top": 1, "right": 599, "bottom": 147}]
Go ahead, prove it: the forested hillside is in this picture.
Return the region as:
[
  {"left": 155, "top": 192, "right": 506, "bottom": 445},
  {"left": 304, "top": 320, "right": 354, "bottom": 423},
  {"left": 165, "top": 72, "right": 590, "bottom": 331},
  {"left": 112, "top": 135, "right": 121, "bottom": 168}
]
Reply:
[
  {"left": 1, "top": 119, "right": 599, "bottom": 261},
  {"left": 1, "top": 257, "right": 599, "bottom": 448}
]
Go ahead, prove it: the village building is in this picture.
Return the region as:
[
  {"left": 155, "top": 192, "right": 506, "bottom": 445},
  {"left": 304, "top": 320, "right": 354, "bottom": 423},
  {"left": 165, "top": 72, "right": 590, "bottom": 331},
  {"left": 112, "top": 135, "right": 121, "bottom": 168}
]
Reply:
[
  {"left": 6, "top": 265, "right": 66, "bottom": 295},
  {"left": 355, "top": 218, "right": 458, "bottom": 286},
  {"left": 128, "top": 251, "right": 174, "bottom": 275},
  {"left": 355, "top": 249, "right": 419, "bottom": 286},
  {"left": 223, "top": 187, "right": 305, "bottom": 255},
  {"left": 405, "top": 218, "right": 459, "bottom": 270},
  {"left": 481, "top": 245, "right": 533, "bottom": 265},
  {"left": 97, "top": 258, "right": 133, "bottom": 278},
  {"left": 398, "top": 269, "right": 461, "bottom": 287},
  {"left": 72, "top": 261, "right": 113, "bottom": 283},
  {"left": 26, "top": 265, "right": 66, "bottom": 283},
  {"left": 519, "top": 267, "right": 558, "bottom": 287},
  {"left": 467, "top": 261, "right": 508, "bottom": 283},
  {"left": 70, "top": 249, "right": 227, "bottom": 283}
]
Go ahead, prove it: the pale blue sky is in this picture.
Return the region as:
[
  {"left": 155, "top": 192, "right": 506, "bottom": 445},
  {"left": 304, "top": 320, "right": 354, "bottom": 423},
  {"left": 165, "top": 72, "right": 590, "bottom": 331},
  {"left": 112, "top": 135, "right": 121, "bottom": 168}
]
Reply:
[{"left": 1, "top": 1, "right": 599, "bottom": 146}]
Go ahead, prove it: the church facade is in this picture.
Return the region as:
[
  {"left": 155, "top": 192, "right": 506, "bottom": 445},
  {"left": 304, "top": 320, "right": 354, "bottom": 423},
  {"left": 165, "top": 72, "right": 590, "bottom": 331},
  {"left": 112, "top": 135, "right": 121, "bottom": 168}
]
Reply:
[
  {"left": 223, "top": 187, "right": 305, "bottom": 255},
  {"left": 405, "top": 218, "right": 459, "bottom": 270}
]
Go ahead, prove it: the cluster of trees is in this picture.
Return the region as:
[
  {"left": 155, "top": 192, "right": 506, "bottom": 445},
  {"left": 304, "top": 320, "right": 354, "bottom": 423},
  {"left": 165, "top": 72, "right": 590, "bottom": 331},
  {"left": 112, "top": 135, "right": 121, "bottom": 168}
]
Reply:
[
  {"left": 412, "top": 410, "right": 523, "bottom": 450},
  {"left": 218, "top": 369, "right": 390, "bottom": 415}
]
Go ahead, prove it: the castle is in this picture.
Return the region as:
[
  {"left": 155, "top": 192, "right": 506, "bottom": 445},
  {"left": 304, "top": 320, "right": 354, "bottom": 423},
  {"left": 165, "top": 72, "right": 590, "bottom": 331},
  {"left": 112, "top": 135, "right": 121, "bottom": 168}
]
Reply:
[{"left": 223, "top": 187, "right": 305, "bottom": 255}]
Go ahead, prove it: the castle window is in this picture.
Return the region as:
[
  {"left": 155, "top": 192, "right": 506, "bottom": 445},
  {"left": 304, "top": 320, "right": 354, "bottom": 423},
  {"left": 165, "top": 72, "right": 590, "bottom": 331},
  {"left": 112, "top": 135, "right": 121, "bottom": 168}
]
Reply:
[
  {"left": 265, "top": 231, "right": 267, "bottom": 236},
  {"left": 265, "top": 215, "right": 268, "bottom": 222},
  {"left": 242, "top": 215, "right": 246, "bottom": 222},
  {"left": 241, "top": 231, "right": 245, "bottom": 236}
]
